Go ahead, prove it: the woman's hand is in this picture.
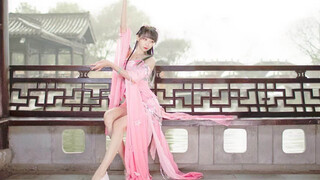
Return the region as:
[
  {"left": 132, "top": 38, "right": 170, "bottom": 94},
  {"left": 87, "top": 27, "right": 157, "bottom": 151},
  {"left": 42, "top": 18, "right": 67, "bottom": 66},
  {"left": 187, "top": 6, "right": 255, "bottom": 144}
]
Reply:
[
  {"left": 90, "top": 60, "right": 113, "bottom": 71},
  {"left": 120, "top": 0, "right": 127, "bottom": 33},
  {"left": 92, "top": 59, "right": 134, "bottom": 83}
]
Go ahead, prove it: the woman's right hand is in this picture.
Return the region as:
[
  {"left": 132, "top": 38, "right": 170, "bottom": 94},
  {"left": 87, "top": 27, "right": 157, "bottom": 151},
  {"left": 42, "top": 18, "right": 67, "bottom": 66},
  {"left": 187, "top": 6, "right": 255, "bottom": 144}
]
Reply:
[
  {"left": 120, "top": 0, "right": 127, "bottom": 33},
  {"left": 90, "top": 60, "right": 109, "bottom": 71}
]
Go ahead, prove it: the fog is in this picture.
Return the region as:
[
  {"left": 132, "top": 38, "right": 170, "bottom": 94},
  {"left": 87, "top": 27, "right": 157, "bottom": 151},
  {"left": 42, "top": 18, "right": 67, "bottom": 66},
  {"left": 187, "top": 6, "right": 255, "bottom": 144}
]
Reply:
[{"left": 9, "top": 0, "right": 320, "bottom": 65}]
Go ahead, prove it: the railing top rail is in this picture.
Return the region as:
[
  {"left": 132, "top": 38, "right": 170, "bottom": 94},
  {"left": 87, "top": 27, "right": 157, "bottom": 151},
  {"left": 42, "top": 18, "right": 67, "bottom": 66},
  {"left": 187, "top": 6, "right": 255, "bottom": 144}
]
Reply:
[
  {"left": 155, "top": 65, "right": 320, "bottom": 71},
  {"left": 9, "top": 65, "right": 112, "bottom": 71},
  {"left": 9, "top": 65, "right": 320, "bottom": 71}
]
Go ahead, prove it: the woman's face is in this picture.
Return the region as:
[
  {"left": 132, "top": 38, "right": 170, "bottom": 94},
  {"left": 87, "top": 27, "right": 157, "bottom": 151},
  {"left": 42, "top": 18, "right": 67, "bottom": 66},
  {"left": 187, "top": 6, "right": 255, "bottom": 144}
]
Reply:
[{"left": 137, "top": 35, "right": 155, "bottom": 52}]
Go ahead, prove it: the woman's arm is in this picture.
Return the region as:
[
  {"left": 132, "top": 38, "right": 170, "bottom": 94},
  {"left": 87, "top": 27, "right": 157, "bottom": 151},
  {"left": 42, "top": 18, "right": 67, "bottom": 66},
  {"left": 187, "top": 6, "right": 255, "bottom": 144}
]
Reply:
[
  {"left": 144, "top": 57, "right": 156, "bottom": 72},
  {"left": 90, "top": 60, "right": 134, "bottom": 82},
  {"left": 120, "top": 0, "right": 127, "bottom": 33},
  {"left": 110, "top": 63, "right": 135, "bottom": 83},
  {"left": 90, "top": 59, "right": 134, "bottom": 83},
  {"left": 110, "top": 58, "right": 156, "bottom": 83},
  {"left": 91, "top": 58, "right": 155, "bottom": 84}
]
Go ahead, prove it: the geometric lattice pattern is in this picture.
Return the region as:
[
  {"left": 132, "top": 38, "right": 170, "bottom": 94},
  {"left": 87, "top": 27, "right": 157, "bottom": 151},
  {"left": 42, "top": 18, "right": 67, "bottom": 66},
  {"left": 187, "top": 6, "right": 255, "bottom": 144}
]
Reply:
[
  {"left": 156, "top": 82, "right": 320, "bottom": 115},
  {"left": 154, "top": 65, "right": 320, "bottom": 117},
  {"left": 10, "top": 82, "right": 110, "bottom": 111},
  {"left": 9, "top": 67, "right": 112, "bottom": 116},
  {"left": 9, "top": 65, "right": 320, "bottom": 117}
]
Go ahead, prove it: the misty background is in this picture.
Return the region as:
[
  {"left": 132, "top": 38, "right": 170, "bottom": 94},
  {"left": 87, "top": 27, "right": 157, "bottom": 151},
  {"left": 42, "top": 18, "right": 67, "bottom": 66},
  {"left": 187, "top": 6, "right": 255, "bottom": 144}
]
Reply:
[{"left": 8, "top": 0, "right": 320, "bottom": 65}]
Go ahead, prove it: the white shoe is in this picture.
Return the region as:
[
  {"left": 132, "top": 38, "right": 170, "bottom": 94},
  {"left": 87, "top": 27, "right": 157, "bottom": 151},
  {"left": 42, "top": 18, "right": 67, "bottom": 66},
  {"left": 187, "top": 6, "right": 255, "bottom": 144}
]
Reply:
[{"left": 100, "top": 172, "right": 109, "bottom": 180}]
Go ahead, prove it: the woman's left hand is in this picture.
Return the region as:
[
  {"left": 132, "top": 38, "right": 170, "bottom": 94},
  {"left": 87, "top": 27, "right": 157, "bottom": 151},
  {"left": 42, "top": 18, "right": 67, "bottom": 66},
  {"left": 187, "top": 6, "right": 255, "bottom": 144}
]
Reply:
[{"left": 90, "top": 60, "right": 113, "bottom": 71}]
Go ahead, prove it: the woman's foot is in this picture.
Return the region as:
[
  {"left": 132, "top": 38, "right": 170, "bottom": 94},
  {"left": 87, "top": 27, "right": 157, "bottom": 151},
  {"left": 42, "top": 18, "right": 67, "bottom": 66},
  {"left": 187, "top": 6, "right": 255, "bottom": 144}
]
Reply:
[
  {"left": 92, "top": 170, "right": 108, "bottom": 180},
  {"left": 101, "top": 172, "right": 109, "bottom": 180}
]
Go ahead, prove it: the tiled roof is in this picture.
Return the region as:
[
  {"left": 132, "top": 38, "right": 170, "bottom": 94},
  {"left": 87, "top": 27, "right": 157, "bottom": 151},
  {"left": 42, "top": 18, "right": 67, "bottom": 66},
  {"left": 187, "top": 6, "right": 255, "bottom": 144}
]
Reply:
[{"left": 9, "top": 13, "right": 95, "bottom": 44}]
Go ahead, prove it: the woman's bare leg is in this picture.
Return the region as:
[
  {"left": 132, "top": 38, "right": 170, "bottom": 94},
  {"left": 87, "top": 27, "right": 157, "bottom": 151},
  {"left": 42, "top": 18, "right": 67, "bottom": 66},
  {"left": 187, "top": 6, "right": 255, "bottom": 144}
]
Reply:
[
  {"left": 92, "top": 115, "right": 127, "bottom": 180},
  {"left": 104, "top": 107, "right": 126, "bottom": 166},
  {"left": 104, "top": 107, "right": 126, "bottom": 136},
  {"left": 118, "top": 141, "right": 126, "bottom": 166}
]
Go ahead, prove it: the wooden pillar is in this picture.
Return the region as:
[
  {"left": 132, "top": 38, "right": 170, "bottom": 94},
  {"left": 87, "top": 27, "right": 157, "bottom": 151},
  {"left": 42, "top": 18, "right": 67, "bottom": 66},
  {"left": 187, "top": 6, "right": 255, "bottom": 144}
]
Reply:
[
  {"left": 55, "top": 48, "right": 59, "bottom": 65},
  {"left": 70, "top": 47, "right": 74, "bottom": 77},
  {"left": 0, "top": 0, "right": 9, "bottom": 118},
  {"left": 23, "top": 39, "right": 30, "bottom": 80},
  {"left": 9, "top": 51, "right": 12, "bottom": 65},
  {"left": 0, "top": 0, "right": 10, "bottom": 149},
  {"left": 38, "top": 51, "right": 42, "bottom": 65},
  {"left": 82, "top": 50, "right": 85, "bottom": 65},
  {"left": 38, "top": 49, "right": 42, "bottom": 78},
  {"left": 70, "top": 47, "right": 74, "bottom": 65},
  {"left": 55, "top": 48, "right": 59, "bottom": 78},
  {"left": 24, "top": 40, "right": 29, "bottom": 65},
  {"left": 0, "top": 121, "right": 8, "bottom": 149}
]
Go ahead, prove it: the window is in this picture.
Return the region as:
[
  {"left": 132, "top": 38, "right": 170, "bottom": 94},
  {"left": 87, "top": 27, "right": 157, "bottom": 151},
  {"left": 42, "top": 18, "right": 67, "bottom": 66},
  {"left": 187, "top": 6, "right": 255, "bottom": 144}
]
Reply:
[
  {"left": 165, "top": 129, "right": 188, "bottom": 153},
  {"left": 223, "top": 128, "right": 247, "bottom": 153},
  {"left": 62, "top": 129, "right": 85, "bottom": 153},
  {"left": 282, "top": 129, "right": 306, "bottom": 154}
]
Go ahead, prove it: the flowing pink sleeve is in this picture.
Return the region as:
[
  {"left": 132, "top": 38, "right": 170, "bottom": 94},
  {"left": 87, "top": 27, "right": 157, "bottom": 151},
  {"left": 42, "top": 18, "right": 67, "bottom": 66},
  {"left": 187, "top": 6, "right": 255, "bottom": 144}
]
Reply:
[
  {"left": 127, "top": 62, "right": 151, "bottom": 83},
  {"left": 108, "top": 29, "right": 131, "bottom": 109}
]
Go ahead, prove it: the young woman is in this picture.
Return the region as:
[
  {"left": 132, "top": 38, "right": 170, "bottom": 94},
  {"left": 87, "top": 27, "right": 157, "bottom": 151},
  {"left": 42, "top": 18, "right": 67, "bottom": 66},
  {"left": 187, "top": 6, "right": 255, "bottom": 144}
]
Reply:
[{"left": 91, "top": 0, "right": 234, "bottom": 179}]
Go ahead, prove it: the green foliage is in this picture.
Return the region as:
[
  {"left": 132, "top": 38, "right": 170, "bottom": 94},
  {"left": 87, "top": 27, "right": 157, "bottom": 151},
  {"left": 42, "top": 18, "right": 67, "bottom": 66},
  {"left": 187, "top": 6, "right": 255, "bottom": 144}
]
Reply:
[
  {"left": 88, "top": 1, "right": 150, "bottom": 60},
  {"left": 155, "top": 39, "right": 190, "bottom": 64},
  {"left": 15, "top": 2, "right": 40, "bottom": 13},
  {"left": 94, "top": 1, "right": 150, "bottom": 41},
  {"left": 13, "top": 1, "right": 192, "bottom": 65},
  {"left": 48, "top": 2, "right": 85, "bottom": 13}
]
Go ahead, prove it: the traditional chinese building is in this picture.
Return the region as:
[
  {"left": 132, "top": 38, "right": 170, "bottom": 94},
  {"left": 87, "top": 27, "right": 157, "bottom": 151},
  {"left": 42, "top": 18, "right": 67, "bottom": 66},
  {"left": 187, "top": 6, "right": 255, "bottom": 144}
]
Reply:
[{"left": 9, "top": 12, "right": 95, "bottom": 66}]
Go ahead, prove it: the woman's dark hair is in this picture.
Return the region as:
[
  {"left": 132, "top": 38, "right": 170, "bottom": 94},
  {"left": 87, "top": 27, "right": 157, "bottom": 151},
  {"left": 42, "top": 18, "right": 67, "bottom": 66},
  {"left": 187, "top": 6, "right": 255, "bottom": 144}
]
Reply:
[{"left": 125, "top": 26, "right": 158, "bottom": 68}]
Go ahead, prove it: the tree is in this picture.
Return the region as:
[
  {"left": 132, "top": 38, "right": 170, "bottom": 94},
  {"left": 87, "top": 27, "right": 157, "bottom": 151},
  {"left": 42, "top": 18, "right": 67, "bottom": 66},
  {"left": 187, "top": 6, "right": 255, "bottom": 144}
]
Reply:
[
  {"left": 291, "top": 16, "right": 320, "bottom": 65},
  {"left": 15, "top": 2, "right": 40, "bottom": 13},
  {"left": 48, "top": 2, "right": 85, "bottom": 13},
  {"left": 155, "top": 39, "right": 190, "bottom": 64},
  {"left": 87, "top": 1, "right": 150, "bottom": 62},
  {"left": 42, "top": 1, "right": 192, "bottom": 65}
]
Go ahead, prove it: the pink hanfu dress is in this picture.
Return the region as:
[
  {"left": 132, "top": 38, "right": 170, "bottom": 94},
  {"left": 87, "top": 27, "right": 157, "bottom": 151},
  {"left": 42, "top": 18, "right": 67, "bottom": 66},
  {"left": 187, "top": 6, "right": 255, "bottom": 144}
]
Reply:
[{"left": 108, "top": 29, "right": 234, "bottom": 180}]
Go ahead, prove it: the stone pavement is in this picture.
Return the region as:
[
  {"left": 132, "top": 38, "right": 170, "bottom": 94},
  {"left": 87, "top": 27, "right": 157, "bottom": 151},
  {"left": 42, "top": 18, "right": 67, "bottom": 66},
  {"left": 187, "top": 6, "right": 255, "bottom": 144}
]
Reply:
[{"left": 4, "top": 171, "right": 320, "bottom": 180}]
